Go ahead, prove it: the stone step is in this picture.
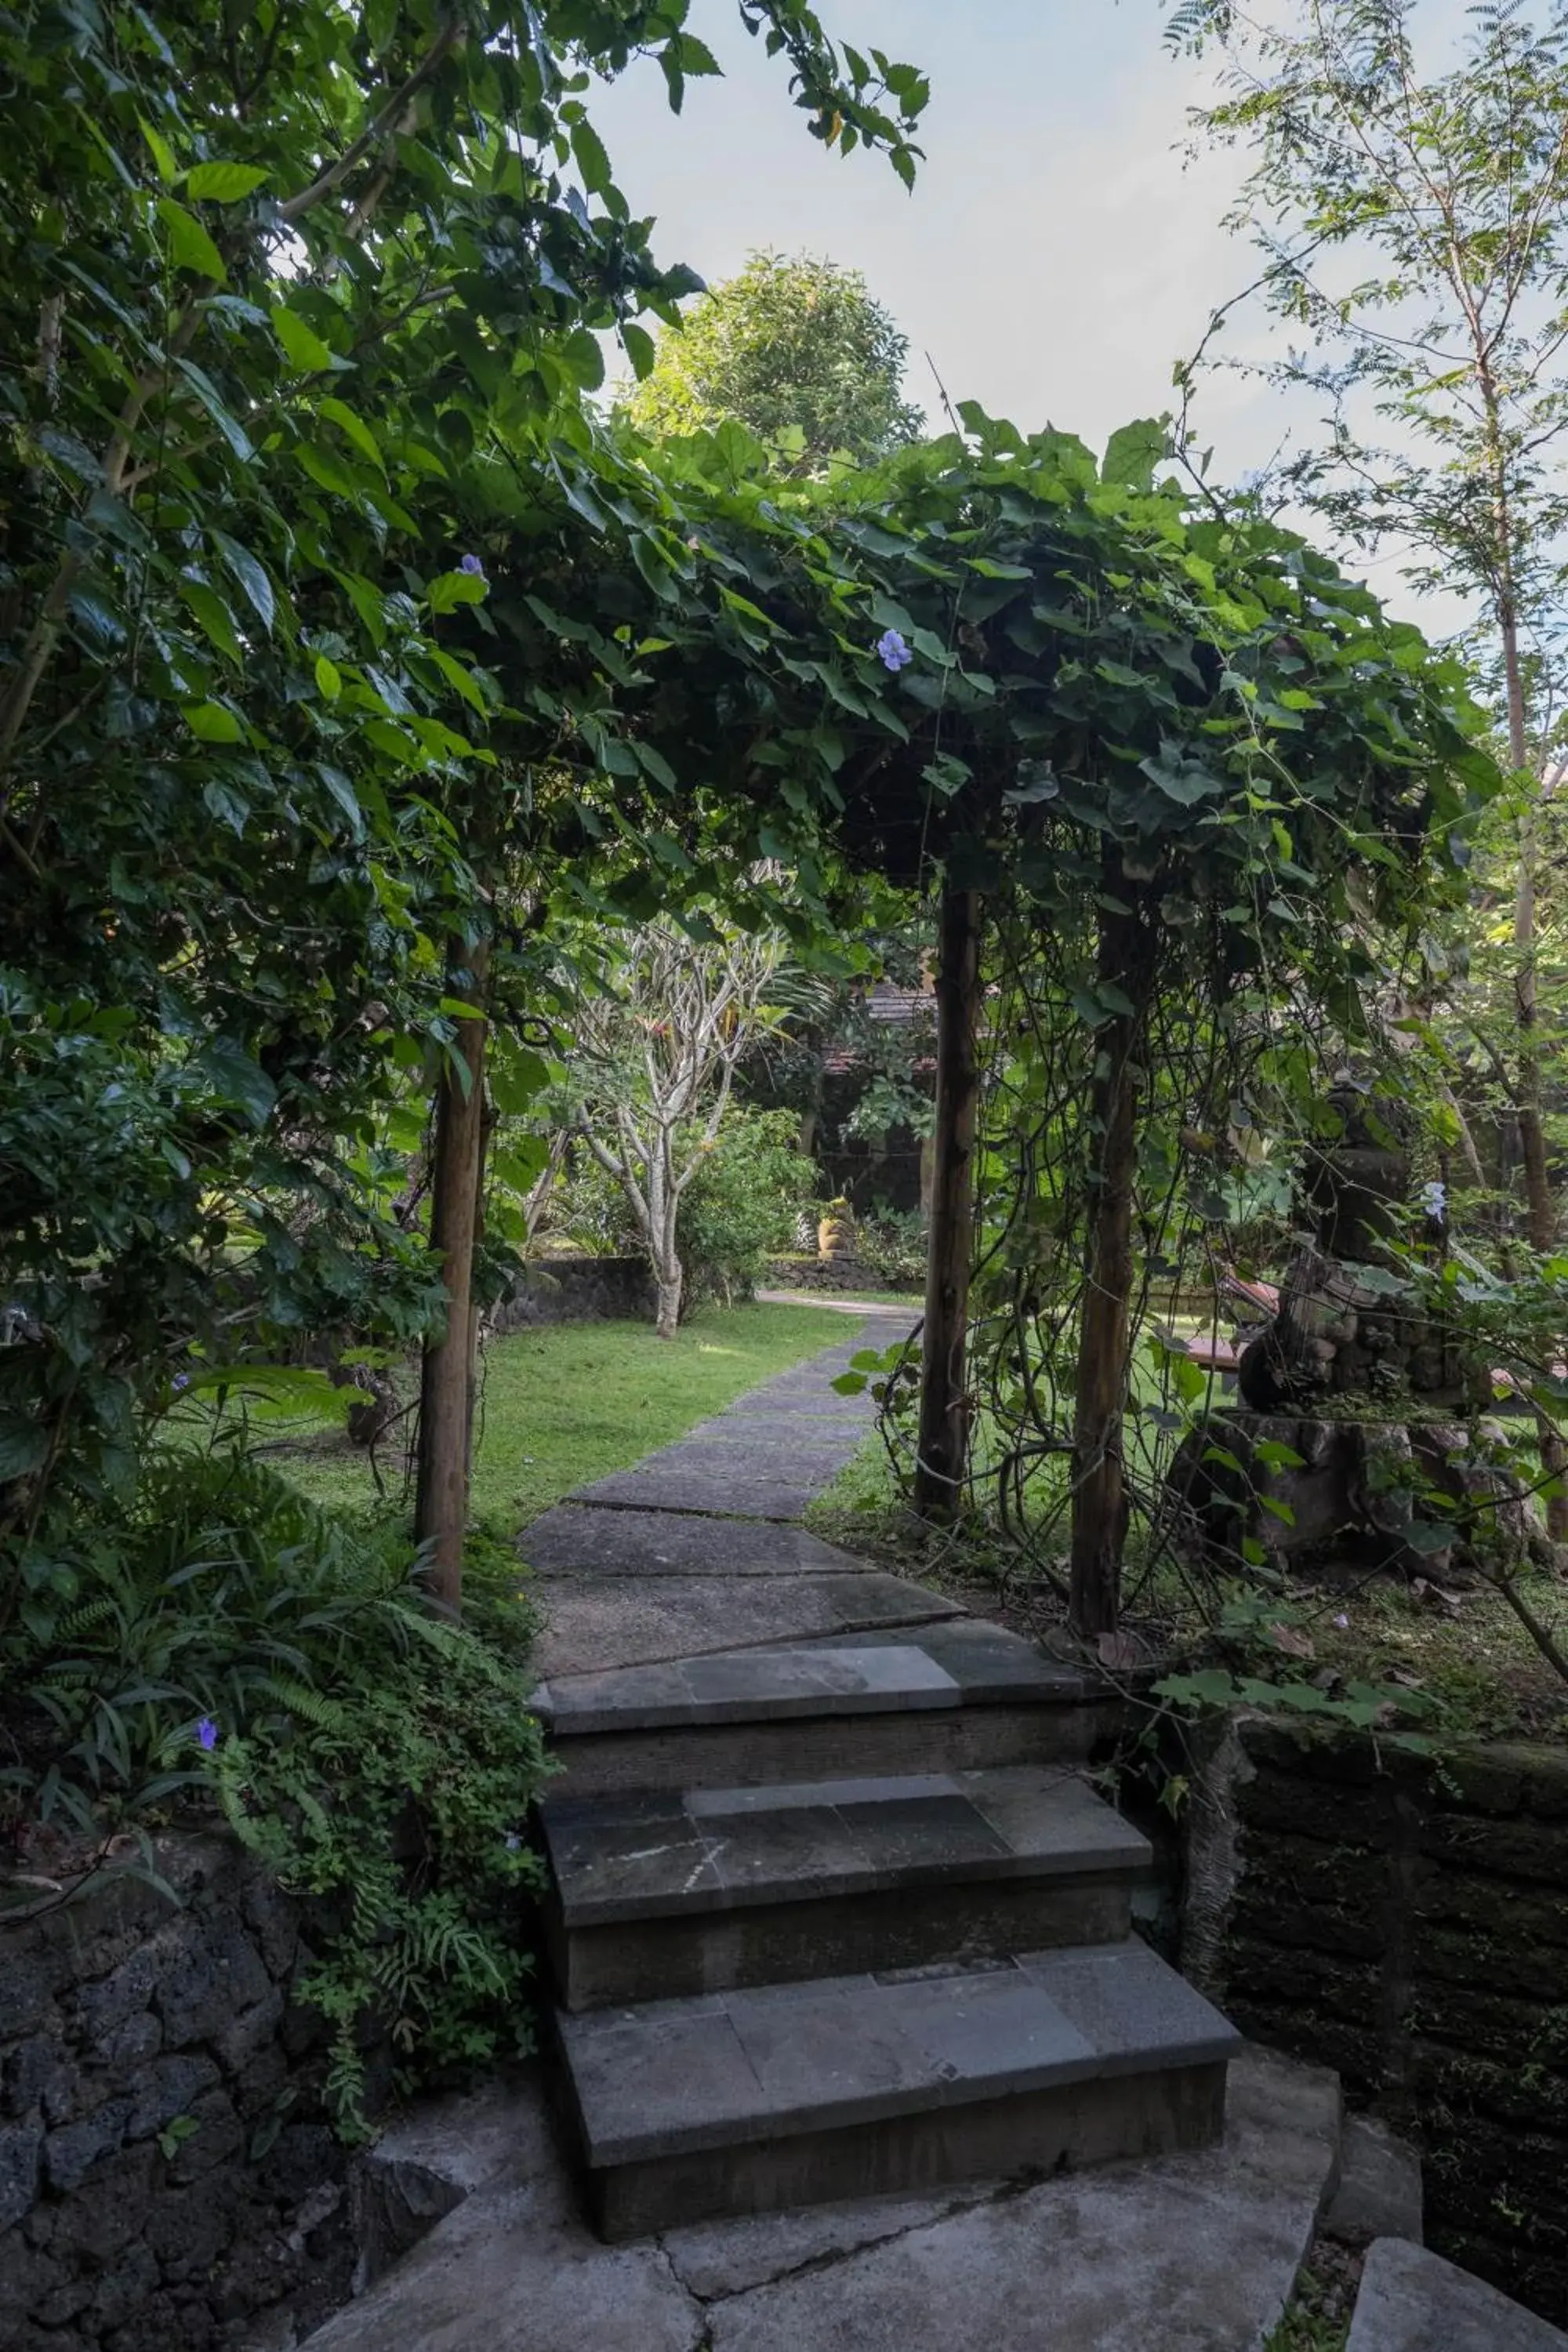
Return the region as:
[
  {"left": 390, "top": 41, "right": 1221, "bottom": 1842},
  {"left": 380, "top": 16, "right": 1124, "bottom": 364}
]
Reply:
[
  {"left": 298, "top": 2045, "right": 1344, "bottom": 2352},
  {"left": 555, "top": 1939, "right": 1240, "bottom": 2240},
  {"left": 532, "top": 1634, "right": 1112, "bottom": 1797},
  {"left": 542, "top": 1766, "right": 1149, "bottom": 2009}
]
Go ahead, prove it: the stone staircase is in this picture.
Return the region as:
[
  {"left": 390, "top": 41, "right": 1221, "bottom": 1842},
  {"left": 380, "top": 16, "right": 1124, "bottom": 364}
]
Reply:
[{"left": 530, "top": 1617, "right": 1241, "bottom": 2242}]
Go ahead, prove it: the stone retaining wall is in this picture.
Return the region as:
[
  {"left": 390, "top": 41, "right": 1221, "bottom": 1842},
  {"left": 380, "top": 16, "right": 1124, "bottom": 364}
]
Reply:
[
  {"left": 488, "top": 1254, "right": 655, "bottom": 1333},
  {"left": 1, "top": 1838, "right": 349, "bottom": 2352},
  {"left": 1210, "top": 1722, "right": 1568, "bottom": 2324}
]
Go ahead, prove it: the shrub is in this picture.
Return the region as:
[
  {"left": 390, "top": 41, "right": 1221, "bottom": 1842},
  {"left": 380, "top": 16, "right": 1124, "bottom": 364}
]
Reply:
[
  {"left": 679, "top": 1107, "right": 819, "bottom": 1306},
  {"left": 1, "top": 1447, "right": 550, "bottom": 2134},
  {"left": 857, "top": 1203, "right": 928, "bottom": 1290}
]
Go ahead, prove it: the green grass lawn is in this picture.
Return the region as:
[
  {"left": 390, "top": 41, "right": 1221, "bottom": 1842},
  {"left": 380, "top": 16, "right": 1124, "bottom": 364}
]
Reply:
[{"left": 211, "top": 1302, "right": 852, "bottom": 1534}]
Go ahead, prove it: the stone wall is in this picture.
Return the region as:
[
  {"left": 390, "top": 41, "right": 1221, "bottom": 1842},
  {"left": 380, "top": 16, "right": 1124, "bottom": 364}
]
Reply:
[
  {"left": 487, "top": 1254, "right": 655, "bottom": 1334},
  {"left": 1, "top": 1837, "right": 350, "bottom": 2352},
  {"left": 1210, "top": 1722, "right": 1568, "bottom": 2325}
]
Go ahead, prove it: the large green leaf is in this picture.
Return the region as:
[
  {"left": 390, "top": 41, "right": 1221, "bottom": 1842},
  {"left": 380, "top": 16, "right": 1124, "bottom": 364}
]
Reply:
[
  {"left": 1138, "top": 741, "right": 1225, "bottom": 805},
  {"left": 194, "top": 1038, "right": 278, "bottom": 1123},
  {"left": 316, "top": 396, "right": 385, "bottom": 474},
  {"left": 179, "top": 578, "right": 245, "bottom": 666},
  {"left": 427, "top": 570, "right": 489, "bottom": 614},
  {"left": 271, "top": 305, "right": 335, "bottom": 373},
  {"left": 427, "top": 646, "right": 487, "bottom": 714},
  {"left": 183, "top": 699, "right": 245, "bottom": 742},
  {"left": 211, "top": 532, "right": 274, "bottom": 632},
  {"left": 156, "top": 194, "right": 225, "bottom": 280},
  {"left": 570, "top": 117, "right": 613, "bottom": 196},
  {"left": 139, "top": 114, "right": 179, "bottom": 187},
  {"left": 185, "top": 161, "right": 269, "bottom": 201},
  {"left": 1102, "top": 418, "right": 1168, "bottom": 491},
  {"left": 174, "top": 358, "right": 254, "bottom": 461}
]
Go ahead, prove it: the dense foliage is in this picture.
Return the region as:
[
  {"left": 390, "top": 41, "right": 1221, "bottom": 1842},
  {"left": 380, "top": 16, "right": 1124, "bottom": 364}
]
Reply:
[
  {"left": 0, "top": 0, "right": 928, "bottom": 1589},
  {"left": 0, "top": 0, "right": 933, "bottom": 2097},
  {"left": 1, "top": 0, "right": 1526, "bottom": 1817},
  {"left": 0, "top": 1444, "right": 550, "bottom": 2125}
]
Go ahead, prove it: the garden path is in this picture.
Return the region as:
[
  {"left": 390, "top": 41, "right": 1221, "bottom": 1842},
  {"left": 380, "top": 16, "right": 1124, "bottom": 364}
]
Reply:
[
  {"left": 521, "top": 1309, "right": 950, "bottom": 1681},
  {"left": 294, "top": 1320, "right": 1565, "bottom": 2352}
]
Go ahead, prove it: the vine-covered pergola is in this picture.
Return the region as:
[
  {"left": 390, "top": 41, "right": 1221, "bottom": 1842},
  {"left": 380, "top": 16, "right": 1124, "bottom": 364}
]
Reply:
[{"left": 460, "top": 407, "right": 1493, "bottom": 1630}]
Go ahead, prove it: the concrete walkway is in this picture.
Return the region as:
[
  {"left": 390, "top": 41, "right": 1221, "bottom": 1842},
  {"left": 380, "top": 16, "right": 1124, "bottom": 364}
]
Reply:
[{"left": 522, "top": 1312, "right": 947, "bottom": 1682}]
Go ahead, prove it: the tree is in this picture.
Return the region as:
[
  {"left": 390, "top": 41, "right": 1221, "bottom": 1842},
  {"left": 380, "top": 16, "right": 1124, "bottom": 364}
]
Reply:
[
  {"left": 565, "top": 920, "right": 786, "bottom": 1337},
  {"left": 1184, "top": 0, "right": 1568, "bottom": 1254},
  {"left": 621, "top": 251, "right": 924, "bottom": 473},
  {"left": 0, "top": 0, "right": 930, "bottom": 1611}
]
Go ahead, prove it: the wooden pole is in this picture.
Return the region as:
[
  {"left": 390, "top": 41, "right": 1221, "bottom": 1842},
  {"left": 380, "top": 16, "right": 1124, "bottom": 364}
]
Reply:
[
  {"left": 1068, "top": 899, "right": 1145, "bottom": 1636},
  {"left": 913, "top": 884, "right": 982, "bottom": 1521},
  {"left": 414, "top": 938, "right": 491, "bottom": 1613}
]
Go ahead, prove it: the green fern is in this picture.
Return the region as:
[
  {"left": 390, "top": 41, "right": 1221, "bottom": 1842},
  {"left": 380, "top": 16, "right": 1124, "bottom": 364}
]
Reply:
[{"left": 5, "top": 1445, "right": 549, "bottom": 2134}]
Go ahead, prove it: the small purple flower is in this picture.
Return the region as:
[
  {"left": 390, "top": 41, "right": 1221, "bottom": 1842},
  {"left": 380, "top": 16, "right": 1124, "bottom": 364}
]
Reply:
[
  {"left": 875, "top": 627, "right": 913, "bottom": 673},
  {"left": 172, "top": 1371, "right": 190, "bottom": 1392},
  {"left": 1420, "top": 1178, "right": 1446, "bottom": 1221},
  {"left": 504, "top": 1832, "right": 523, "bottom": 1853},
  {"left": 458, "top": 553, "right": 485, "bottom": 577},
  {"left": 1332, "top": 1613, "right": 1349, "bottom": 1631},
  {"left": 195, "top": 1717, "right": 219, "bottom": 1753}
]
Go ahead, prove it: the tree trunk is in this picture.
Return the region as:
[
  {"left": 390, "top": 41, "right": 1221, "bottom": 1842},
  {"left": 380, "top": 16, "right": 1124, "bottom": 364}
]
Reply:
[
  {"left": 913, "top": 884, "right": 982, "bottom": 1522},
  {"left": 797, "top": 1029, "right": 824, "bottom": 1162},
  {"left": 1069, "top": 898, "right": 1147, "bottom": 1636},
  {"left": 1499, "top": 601, "right": 1567, "bottom": 1537},
  {"left": 414, "top": 938, "right": 491, "bottom": 1612},
  {"left": 654, "top": 1264, "right": 683, "bottom": 1340},
  {"left": 648, "top": 1136, "right": 684, "bottom": 1339}
]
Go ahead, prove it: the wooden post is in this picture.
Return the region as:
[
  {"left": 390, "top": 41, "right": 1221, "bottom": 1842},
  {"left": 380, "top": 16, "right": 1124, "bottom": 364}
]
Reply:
[
  {"left": 913, "top": 884, "right": 982, "bottom": 1521},
  {"left": 1069, "top": 899, "right": 1145, "bottom": 1636},
  {"left": 414, "top": 938, "right": 491, "bottom": 1613}
]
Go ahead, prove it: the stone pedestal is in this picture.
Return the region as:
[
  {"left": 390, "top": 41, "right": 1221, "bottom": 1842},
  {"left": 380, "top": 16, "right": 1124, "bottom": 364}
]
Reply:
[
  {"left": 1168, "top": 1409, "right": 1535, "bottom": 1585},
  {"left": 817, "top": 1208, "right": 858, "bottom": 1265}
]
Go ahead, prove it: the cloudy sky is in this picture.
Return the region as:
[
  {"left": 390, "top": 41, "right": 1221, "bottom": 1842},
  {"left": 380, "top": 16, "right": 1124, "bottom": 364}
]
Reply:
[{"left": 593, "top": 0, "right": 1479, "bottom": 633}]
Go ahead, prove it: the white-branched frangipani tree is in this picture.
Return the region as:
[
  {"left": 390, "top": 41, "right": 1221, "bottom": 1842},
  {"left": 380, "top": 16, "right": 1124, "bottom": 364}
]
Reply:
[{"left": 568, "top": 921, "right": 786, "bottom": 1337}]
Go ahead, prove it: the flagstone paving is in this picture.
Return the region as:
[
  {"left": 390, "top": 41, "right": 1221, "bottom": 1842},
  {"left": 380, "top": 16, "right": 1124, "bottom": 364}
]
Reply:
[{"left": 522, "top": 1310, "right": 931, "bottom": 1679}]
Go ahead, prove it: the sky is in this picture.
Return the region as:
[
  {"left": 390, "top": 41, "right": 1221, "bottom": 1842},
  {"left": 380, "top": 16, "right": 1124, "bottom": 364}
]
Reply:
[{"left": 591, "top": 0, "right": 1478, "bottom": 633}]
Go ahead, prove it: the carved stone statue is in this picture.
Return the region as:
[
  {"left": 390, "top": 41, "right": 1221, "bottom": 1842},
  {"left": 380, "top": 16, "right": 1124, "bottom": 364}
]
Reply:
[{"left": 1236, "top": 1082, "right": 1458, "bottom": 1413}]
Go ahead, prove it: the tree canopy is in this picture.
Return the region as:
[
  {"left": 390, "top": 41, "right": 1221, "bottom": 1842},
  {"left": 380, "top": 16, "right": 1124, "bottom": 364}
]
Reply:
[{"left": 619, "top": 249, "right": 925, "bottom": 472}]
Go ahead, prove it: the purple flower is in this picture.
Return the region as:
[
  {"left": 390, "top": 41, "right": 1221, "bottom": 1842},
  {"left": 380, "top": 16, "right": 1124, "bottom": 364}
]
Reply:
[
  {"left": 458, "top": 553, "right": 485, "bottom": 577},
  {"left": 172, "top": 1371, "right": 190, "bottom": 1392},
  {"left": 1421, "top": 1179, "right": 1446, "bottom": 1220},
  {"left": 504, "top": 1831, "right": 523, "bottom": 1853},
  {"left": 1332, "top": 1613, "right": 1349, "bottom": 1631},
  {"left": 195, "top": 1717, "right": 219, "bottom": 1752},
  {"left": 875, "top": 627, "right": 913, "bottom": 673}
]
